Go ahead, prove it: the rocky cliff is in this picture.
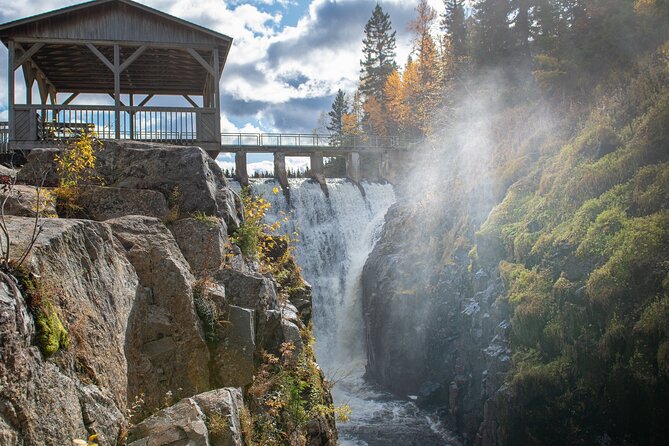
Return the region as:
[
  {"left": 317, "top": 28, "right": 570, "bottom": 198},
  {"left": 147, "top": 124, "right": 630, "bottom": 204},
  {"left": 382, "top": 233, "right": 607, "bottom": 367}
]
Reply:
[
  {"left": 361, "top": 46, "right": 669, "bottom": 445},
  {"left": 0, "top": 141, "right": 336, "bottom": 445}
]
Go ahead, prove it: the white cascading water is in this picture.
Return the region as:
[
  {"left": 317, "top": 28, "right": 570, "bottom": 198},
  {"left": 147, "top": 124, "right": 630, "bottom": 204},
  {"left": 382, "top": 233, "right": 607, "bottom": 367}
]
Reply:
[{"left": 238, "top": 178, "right": 455, "bottom": 445}]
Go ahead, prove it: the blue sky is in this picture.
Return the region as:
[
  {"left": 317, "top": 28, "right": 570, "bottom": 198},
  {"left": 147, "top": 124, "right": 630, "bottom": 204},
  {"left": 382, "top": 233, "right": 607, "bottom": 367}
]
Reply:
[{"left": 0, "top": 0, "right": 444, "bottom": 172}]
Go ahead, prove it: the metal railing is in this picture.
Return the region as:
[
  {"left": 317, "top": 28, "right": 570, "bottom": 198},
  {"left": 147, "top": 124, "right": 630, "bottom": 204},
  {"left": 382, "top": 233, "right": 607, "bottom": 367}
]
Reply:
[
  {"left": 33, "top": 105, "right": 201, "bottom": 142},
  {"left": 221, "top": 133, "right": 414, "bottom": 150},
  {"left": 11, "top": 105, "right": 218, "bottom": 145},
  {"left": 0, "top": 122, "right": 8, "bottom": 154}
]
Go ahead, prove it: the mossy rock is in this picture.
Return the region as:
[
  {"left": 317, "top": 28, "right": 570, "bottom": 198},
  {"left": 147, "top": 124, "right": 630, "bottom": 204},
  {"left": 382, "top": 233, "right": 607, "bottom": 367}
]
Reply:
[{"left": 35, "top": 302, "right": 70, "bottom": 357}]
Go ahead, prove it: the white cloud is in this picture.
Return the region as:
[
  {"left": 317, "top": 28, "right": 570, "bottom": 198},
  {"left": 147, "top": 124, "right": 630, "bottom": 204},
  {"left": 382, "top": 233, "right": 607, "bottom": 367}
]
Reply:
[{"left": 0, "top": 0, "right": 425, "bottom": 132}]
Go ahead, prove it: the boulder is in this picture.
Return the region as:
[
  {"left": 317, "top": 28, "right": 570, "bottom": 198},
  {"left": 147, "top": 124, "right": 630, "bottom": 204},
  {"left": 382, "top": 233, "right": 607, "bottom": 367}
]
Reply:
[
  {"left": 171, "top": 217, "right": 228, "bottom": 276},
  {"left": 94, "top": 141, "right": 242, "bottom": 230},
  {"left": 213, "top": 268, "right": 278, "bottom": 311},
  {"left": 17, "top": 142, "right": 243, "bottom": 230},
  {"left": 107, "top": 215, "right": 210, "bottom": 409},
  {"left": 128, "top": 388, "right": 244, "bottom": 446},
  {"left": 211, "top": 305, "right": 255, "bottom": 387},
  {"left": 127, "top": 398, "right": 209, "bottom": 446},
  {"left": 0, "top": 164, "right": 18, "bottom": 179},
  {"left": 192, "top": 388, "right": 244, "bottom": 446},
  {"left": 15, "top": 148, "right": 59, "bottom": 186},
  {"left": 0, "top": 185, "right": 56, "bottom": 217},
  {"left": 78, "top": 186, "right": 169, "bottom": 221},
  {"left": 0, "top": 217, "right": 138, "bottom": 445}
]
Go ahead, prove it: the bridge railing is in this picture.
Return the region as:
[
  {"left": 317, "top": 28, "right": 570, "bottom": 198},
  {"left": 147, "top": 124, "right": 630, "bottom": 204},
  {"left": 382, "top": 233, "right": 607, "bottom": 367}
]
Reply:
[
  {"left": 0, "top": 122, "right": 8, "bottom": 154},
  {"left": 221, "top": 133, "right": 414, "bottom": 149}
]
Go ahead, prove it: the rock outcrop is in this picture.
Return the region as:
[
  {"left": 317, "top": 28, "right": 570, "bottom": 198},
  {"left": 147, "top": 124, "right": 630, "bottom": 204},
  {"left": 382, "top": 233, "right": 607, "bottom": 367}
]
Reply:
[
  {"left": 1, "top": 142, "right": 337, "bottom": 445},
  {"left": 0, "top": 217, "right": 138, "bottom": 445},
  {"left": 17, "top": 141, "right": 242, "bottom": 230},
  {"left": 362, "top": 190, "right": 511, "bottom": 444}
]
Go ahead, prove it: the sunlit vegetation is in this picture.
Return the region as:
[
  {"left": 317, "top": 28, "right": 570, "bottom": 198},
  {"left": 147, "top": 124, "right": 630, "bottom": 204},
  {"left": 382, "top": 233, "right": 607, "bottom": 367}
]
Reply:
[
  {"left": 53, "top": 133, "right": 102, "bottom": 218},
  {"left": 243, "top": 325, "right": 341, "bottom": 446},
  {"left": 474, "top": 41, "right": 669, "bottom": 444}
]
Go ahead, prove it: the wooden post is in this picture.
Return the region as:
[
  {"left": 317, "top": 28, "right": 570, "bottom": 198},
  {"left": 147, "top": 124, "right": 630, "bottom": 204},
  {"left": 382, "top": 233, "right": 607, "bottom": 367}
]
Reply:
[
  {"left": 114, "top": 44, "right": 120, "bottom": 139},
  {"left": 23, "top": 64, "right": 34, "bottom": 105},
  {"left": 129, "top": 93, "right": 134, "bottom": 139},
  {"left": 212, "top": 49, "right": 221, "bottom": 143},
  {"left": 8, "top": 40, "right": 15, "bottom": 144}
]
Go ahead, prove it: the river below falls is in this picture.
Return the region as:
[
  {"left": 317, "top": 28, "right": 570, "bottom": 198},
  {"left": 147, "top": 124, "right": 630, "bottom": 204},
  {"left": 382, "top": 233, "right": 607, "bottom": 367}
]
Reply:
[{"left": 234, "top": 178, "right": 458, "bottom": 445}]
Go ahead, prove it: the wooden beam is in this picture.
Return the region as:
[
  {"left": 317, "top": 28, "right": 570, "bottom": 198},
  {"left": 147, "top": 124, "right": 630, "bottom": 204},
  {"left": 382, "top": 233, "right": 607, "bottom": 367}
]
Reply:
[
  {"left": 61, "top": 92, "right": 79, "bottom": 106},
  {"left": 13, "top": 43, "right": 44, "bottom": 70},
  {"left": 119, "top": 45, "right": 147, "bottom": 72},
  {"left": 15, "top": 43, "right": 57, "bottom": 101},
  {"left": 186, "top": 48, "right": 215, "bottom": 77},
  {"left": 108, "top": 93, "right": 126, "bottom": 107},
  {"left": 22, "top": 63, "right": 35, "bottom": 105},
  {"left": 138, "top": 94, "right": 154, "bottom": 107},
  {"left": 114, "top": 45, "right": 121, "bottom": 139},
  {"left": 15, "top": 37, "right": 221, "bottom": 52},
  {"left": 213, "top": 49, "right": 221, "bottom": 140},
  {"left": 183, "top": 95, "right": 199, "bottom": 108},
  {"left": 86, "top": 43, "right": 114, "bottom": 72}
]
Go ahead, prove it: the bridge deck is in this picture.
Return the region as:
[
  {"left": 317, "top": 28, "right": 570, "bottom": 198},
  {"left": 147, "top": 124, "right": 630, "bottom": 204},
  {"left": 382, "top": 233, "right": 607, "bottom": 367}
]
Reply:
[{"left": 220, "top": 133, "right": 413, "bottom": 155}]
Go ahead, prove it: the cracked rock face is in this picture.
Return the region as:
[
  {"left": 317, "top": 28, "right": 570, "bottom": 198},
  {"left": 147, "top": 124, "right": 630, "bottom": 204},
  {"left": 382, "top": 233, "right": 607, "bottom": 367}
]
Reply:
[
  {"left": 0, "top": 217, "right": 137, "bottom": 445},
  {"left": 107, "top": 215, "right": 211, "bottom": 409}
]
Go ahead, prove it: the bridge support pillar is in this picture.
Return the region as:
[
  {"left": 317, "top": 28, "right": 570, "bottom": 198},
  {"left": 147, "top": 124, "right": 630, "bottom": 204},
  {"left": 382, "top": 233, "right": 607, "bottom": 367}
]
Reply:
[
  {"left": 310, "top": 151, "right": 327, "bottom": 194},
  {"left": 273, "top": 152, "right": 289, "bottom": 191},
  {"left": 235, "top": 151, "right": 249, "bottom": 187},
  {"left": 346, "top": 151, "right": 361, "bottom": 183}
]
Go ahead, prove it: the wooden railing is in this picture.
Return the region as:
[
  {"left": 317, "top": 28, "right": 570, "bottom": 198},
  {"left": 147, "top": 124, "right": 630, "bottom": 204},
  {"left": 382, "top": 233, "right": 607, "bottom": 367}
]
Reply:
[
  {"left": 221, "top": 133, "right": 414, "bottom": 150},
  {"left": 11, "top": 105, "right": 219, "bottom": 145}
]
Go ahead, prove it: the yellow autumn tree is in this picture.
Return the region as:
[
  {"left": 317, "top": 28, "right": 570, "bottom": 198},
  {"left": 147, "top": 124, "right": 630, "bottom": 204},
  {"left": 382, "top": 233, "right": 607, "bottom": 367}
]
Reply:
[{"left": 363, "top": 96, "right": 388, "bottom": 138}]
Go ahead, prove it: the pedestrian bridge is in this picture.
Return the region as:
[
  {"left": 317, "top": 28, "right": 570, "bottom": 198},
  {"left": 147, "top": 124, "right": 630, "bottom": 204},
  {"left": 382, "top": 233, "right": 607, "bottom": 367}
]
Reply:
[{"left": 220, "top": 133, "right": 415, "bottom": 187}]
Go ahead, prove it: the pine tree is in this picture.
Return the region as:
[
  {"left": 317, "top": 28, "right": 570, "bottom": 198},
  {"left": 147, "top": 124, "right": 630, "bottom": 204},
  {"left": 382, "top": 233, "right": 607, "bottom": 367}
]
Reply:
[
  {"left": 441, "top": 0, "right": 467, "bottom": 59},
  {"left": 472, "top": 0, "right": 514, "bottom": 66},
  {"left": 359, "top": 4, "right": 398, "bottom": 102},
  {"left": 326, "top": 89, "right": 349, "bottom": 144}
]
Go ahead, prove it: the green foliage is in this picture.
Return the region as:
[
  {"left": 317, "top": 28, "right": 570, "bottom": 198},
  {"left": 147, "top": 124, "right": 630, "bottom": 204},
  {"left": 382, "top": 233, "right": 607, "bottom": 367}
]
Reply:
[
  {"left": 53, "top": 133, "right": 101, "bottom": 218},
  {"left": 192, "top": 279, "right": 221, "bottom": 343},
  {"left": 35, "top": 300, "right": 70, "bottom": 357},
  {"left": 17, "top": 271, "right": 70, "bottom": 357},
  {"left": 231, "top": 188, "right": 271, "bottom": 259},
  {"left": 478, "top": 53, "right": 669, "bottom": 444},
  {"left": 244, "top": 324, "right": 337, "bottom": 445}
]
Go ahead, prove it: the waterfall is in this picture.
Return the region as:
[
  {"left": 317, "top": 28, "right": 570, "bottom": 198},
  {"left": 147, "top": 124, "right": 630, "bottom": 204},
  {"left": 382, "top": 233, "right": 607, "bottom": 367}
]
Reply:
[{"left": 238, "top": 178, "right": 456, "bottom": 445}]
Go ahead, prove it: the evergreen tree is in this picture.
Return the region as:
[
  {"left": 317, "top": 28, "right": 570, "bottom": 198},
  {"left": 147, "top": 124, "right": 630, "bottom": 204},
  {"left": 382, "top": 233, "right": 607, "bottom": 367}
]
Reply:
[
  {"left": 441, "top": 0, "right": 467, "bottom": 59},
  {"left": 359, "top": 4, "right": 398, "bottom": 101},
  {"left": 326, "top": 89, "right": 349, "bottom": 144},
  {"left": 472, "top": 0, "right": 514, "bottom": 66}
]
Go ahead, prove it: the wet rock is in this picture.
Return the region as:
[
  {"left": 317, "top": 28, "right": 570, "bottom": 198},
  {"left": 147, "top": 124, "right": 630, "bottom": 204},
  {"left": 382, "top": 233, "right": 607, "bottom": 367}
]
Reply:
[{"left": 108, "top": 215, "right": 210, "bottom": 409}]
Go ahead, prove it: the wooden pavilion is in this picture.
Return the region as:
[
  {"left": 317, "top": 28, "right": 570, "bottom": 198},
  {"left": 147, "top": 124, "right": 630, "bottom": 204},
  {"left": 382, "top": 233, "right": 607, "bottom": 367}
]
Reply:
[{"left": 0, "top": 0, "right": 232, "bottom": 155}]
